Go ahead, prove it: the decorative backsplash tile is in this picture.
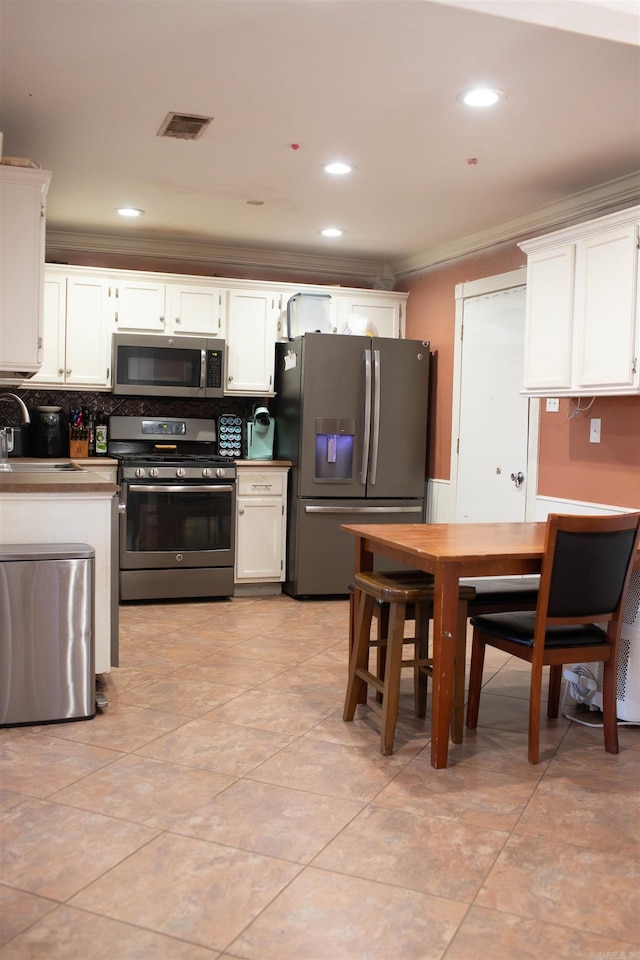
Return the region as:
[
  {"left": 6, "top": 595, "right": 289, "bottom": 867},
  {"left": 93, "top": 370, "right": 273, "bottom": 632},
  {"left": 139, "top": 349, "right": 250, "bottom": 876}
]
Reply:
[{"left": 1, "top": 389, "right": 256, "bottom": 427}]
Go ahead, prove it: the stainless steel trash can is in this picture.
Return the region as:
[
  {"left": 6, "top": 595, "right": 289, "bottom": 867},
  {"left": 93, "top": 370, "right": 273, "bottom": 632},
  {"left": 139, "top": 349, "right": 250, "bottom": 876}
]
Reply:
[{"left": 0, "top": 543, "right": 95, "bottom": 726}]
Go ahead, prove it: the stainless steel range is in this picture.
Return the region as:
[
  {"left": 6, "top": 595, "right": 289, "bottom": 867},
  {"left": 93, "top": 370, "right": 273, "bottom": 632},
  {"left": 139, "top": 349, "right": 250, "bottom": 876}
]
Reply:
[{"left": 108, "top": 416, "right": 236, "bottom": 601}]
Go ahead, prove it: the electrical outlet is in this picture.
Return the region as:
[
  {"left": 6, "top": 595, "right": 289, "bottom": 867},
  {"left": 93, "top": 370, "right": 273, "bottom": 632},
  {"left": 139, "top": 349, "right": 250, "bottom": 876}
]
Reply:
[
  {"left": 546, "top": 398, "right": 559, "bottom": 412},
  {"left": 590, "top": 418, "right": 601, "bottom": 443}
]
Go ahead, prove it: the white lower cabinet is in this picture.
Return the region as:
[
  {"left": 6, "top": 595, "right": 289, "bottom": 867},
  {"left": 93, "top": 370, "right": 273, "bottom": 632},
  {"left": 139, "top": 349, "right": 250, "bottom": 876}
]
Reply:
[
  {"left": 235, "top": 466, "right": 288, "bottom": 584},
  {"left": 0, "top": 490, "right": 115, "bottom": 674}
]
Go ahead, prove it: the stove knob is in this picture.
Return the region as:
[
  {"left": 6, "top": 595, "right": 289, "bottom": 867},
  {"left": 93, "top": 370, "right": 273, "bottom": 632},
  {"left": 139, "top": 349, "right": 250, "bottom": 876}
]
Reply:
[
  {"left": 135, "top": 467, "right": 146, "bottom": 478},
  {"left": 215, "top": 467, "right": 226, "bottom": 478},
  {"left": 149, "top": 467, "right": 159, "bottom": 479},
  {"left": 202, "top": 467, "right": 213, "bottom": 478},
  {"left": 176, "top": 467, "right": 186, "bottom": 479}
]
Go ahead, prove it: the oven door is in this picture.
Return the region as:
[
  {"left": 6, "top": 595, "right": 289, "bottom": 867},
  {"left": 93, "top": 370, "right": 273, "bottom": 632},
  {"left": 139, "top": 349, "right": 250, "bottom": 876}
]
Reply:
[{"left": 120, "top": 480, "right": 235, "bottom": 570}]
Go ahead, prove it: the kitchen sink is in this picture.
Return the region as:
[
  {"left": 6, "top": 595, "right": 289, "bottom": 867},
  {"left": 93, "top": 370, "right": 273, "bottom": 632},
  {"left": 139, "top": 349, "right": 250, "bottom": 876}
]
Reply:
[{"left": 2, "top": 462, "right": 86, "bottom": 473}]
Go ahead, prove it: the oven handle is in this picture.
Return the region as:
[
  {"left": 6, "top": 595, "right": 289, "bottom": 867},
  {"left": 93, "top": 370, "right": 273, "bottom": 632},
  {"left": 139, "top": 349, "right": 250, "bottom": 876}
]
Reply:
[
  {"left": 200, "top": 348, "right": 207, "bottom": 389},
  {"left": 304, "top": 505, "right": 422, "bottom": 514},
  {"left": 127, "top": 484, "right": 235, "bottom": 494}
]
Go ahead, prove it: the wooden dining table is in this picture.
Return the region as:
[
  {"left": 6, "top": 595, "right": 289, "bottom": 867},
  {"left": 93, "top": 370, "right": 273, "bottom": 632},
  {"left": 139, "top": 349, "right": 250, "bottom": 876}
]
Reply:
[{"left": 341, "top": 521, "right": 549, "bottom": 769}]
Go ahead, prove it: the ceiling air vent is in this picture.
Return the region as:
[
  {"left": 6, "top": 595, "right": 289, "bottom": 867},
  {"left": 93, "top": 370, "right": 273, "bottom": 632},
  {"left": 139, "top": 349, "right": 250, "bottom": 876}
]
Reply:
[{"left": 157, "top": 112, "right": 212, "bottom": 141}]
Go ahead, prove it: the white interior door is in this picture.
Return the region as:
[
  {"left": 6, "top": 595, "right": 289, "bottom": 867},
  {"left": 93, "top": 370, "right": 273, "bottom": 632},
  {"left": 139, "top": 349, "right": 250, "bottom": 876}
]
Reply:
[{"left": 454, "top": 282, "right": 534, "bottom": 522}]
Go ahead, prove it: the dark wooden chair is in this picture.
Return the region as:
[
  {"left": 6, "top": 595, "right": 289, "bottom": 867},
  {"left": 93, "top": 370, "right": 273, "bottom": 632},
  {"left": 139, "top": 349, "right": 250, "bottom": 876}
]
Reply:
[
  {"left": 466, "top": 512, "right": 640, "bottom": 764},
  {"left": 343, "top": 571, "right": 476, "bottom": 755}
]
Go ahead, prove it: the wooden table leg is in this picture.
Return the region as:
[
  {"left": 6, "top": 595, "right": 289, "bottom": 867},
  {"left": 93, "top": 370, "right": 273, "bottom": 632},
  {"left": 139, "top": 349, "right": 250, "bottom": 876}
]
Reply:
[
  {"left": 430, "top": 565, "right": 459, "bottom": 769},
  {"left": 451, "top": 598, "right": 467, "bottom": 744}
]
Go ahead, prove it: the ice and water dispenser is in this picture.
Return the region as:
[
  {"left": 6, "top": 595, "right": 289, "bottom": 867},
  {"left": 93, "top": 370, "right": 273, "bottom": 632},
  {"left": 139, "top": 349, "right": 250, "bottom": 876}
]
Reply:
[{"left": 314, "top": 418, "right": 355, "bottom": 481}]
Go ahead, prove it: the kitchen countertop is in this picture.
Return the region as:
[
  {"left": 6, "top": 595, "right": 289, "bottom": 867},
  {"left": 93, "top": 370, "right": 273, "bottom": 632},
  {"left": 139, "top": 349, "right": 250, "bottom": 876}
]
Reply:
[
  {"left": 0, "top": 458, "right": 119, "bottom": 494},
  {"left": 0, "top": 457, "right": 290, "bottom": 492},
  {"left": 235, "top": 460, "right": 292, "bottom": 467}
]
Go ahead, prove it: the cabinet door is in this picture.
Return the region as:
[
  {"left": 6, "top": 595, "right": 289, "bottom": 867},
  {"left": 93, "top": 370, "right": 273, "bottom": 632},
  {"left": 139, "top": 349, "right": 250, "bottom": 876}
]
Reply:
[
  {"left": 235, "top": 496, "right": 284, "bottom": 580},
  {"left": 166, "top": 283, "right": 225, "bottom": 336},
  {"left": 523, "top": 245, "right": 575, "bottom": 392},
  {"left": 114, "top": 279, "right": 166, "bottom": 332},
  {"left": 574, "top": 224, "right": 639, "bottom": 392},
  {"left": 29, "top": 275, "right": 67, "bottom": 385},
  {"left": 0, "top": 168, "right": 49, "bottom": 375},
  {"left": 226, "top": 289, "right": 278, "bottom": 394},
  {"left": 337, "top": 295, "right": 402, "bottom": 338},
  {"left": 65, "top": 277, "right": 114, "bottom": 387}
]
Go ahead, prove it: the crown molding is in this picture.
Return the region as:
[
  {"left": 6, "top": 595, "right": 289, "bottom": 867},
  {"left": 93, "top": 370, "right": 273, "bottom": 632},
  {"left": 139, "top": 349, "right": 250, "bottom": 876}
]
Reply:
[
  {"left": 46, "top": 171, "right": 640, "bottom": 287},
  {"left": 45, "top": 230, "right": 394, "bottom": 287},
  {"left": 390, "top": 172, "right": 640, "bottom": 278}
]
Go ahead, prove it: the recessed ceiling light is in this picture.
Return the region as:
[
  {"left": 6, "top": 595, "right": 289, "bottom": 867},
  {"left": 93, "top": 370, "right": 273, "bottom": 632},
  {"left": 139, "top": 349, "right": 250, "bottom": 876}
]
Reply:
[
  {"left": 323, "top": 162, "right": 352, "bottom": 176},
  {"left": 116, "top": 207, "right": 145, "bottom": 217},
  {"left": 458, "top": 87, "right": 506, "bottom": 107},
  {"left": 320, "top": 227, "right": 343, "bottom": 238}
]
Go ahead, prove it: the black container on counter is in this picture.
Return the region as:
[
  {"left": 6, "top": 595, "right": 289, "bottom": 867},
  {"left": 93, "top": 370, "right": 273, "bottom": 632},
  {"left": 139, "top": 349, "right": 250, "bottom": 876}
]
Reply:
[{"left": 31, "top": 406, "right": 69, "bottom": 458}]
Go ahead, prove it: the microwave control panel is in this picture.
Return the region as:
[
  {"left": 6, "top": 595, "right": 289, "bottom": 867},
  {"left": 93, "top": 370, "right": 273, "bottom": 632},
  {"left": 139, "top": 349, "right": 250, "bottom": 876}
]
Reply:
[{"left": 206, "top": 349, "right": 223, "bottom": 389}]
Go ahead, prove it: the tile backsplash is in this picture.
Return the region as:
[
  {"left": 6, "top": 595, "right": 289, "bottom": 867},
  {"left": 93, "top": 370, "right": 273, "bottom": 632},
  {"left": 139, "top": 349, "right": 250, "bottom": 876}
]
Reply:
[{"left": 1, "top": 389, "right": 259, "bottom": 455}]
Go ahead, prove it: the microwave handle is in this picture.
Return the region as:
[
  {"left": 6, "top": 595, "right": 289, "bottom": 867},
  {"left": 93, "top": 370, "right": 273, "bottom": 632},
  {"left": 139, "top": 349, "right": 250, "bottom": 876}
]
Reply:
[{"left": 200, "top": 349, "right": 207, "bottom": 389}]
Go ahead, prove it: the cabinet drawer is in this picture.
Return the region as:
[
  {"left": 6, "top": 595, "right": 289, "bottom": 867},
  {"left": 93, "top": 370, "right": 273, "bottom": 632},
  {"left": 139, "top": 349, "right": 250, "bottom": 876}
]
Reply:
[{"left": 237, "top": 472, "right": 286, "bottom": 496}]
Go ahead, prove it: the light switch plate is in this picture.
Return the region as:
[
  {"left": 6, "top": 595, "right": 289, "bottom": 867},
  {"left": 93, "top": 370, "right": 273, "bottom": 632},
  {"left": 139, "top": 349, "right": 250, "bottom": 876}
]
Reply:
[{"left": 590, "top": 418, "right": 601, "bottom": 443}]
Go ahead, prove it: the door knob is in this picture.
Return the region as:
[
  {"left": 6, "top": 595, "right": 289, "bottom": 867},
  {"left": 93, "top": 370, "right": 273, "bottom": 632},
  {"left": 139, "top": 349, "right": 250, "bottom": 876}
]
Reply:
[{"left": 510, "top": 471, "right": 525, "bottom": 488}]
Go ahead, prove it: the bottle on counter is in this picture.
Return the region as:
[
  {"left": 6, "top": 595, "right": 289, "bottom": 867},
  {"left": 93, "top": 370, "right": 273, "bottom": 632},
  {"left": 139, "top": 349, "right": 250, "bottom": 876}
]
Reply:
[
  {"left": 95, "top": 411, "right": 108, "bottom": 456},
  {"left": 84, "top": 407, "right": 96, "bottom": 456}
]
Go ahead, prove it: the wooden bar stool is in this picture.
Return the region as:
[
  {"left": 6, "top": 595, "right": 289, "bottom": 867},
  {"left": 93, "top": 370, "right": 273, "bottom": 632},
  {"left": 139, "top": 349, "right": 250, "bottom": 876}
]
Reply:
[{"left": 343, "top": 570, "right": 476, "bottom": 755}]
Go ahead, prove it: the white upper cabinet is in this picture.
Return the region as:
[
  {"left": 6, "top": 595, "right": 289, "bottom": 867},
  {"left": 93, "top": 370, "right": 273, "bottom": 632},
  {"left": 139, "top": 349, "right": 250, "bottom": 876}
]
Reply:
[
  {"left": 113, "top": 277, "right": 166, "bottom": 332},
  {"left": 165, "top": 282, "right": 225, "bottom": 337},
  {"left": 336, "top": 293, "right": 404, "bottom": 339},
  {"left": 225, "top": 289, "right": 279, "bottom": 395},
  {"left": 34, "top": 273, "right": 67, "bottom": 384},
  {"left": 64, "top": 276, "right": 114, "bottom": 387},
  {"left": 30, "top": 269, "right": 114, "bottom": 388},
  {"left": 520, "top": 206, "right": 640, "bottom": 396},
  {"left": 0, "top": 166, "right": 51, "bottom": 378},
  {"left": 114, "top": 277, "right": 225, "bottom": 336},
  {"left": 21, "top": 263, "right": 407, "bottom": 394}
]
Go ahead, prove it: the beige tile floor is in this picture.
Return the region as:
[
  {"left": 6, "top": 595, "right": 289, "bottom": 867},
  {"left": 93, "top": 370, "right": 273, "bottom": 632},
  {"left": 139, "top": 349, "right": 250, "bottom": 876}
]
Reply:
[{"left": 1, "top": 594, "right": 639, "bottom": 960}]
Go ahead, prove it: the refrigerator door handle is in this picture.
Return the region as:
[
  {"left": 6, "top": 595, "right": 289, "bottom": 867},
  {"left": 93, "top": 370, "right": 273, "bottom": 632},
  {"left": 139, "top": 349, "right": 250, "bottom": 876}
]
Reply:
[
  {"left": 360, "top": 349, "right": 372, "bottom": 483},
  {"left": 369, "top": 348, "right": 381, "bottom": 484},
  {"left": 304, "top": 505, "right": 423, "bottom": 514}
]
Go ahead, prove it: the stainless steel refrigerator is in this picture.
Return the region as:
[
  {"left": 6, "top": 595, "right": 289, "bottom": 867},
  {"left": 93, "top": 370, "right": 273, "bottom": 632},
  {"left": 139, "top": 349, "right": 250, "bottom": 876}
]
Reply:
[{"left": 273, "top": 333, "right": 430, "bottom": 596}]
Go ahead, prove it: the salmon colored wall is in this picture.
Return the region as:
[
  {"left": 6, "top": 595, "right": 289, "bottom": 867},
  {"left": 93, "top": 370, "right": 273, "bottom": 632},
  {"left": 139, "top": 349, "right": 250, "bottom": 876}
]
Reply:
[
  {"left": 397, "top": 240, "right": 525, "bottom": 482},
  {"left": 397, "top": 241, "right": 640, "bottom": 510},
  {"left": 538, "top": 396, "right": 640, "bottom": 509}
]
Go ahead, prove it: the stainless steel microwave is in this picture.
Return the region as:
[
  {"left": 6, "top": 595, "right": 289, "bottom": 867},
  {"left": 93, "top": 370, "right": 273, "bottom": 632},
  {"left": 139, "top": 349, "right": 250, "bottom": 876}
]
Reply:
[{"left": 112, "top": 333, "right": 225, "bottom": 398}]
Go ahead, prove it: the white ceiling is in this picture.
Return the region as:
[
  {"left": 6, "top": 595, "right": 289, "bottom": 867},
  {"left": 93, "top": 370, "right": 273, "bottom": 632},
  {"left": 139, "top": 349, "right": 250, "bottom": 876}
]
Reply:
[{"left": 1, "top": 0, "right": 639, "bottom": 282}]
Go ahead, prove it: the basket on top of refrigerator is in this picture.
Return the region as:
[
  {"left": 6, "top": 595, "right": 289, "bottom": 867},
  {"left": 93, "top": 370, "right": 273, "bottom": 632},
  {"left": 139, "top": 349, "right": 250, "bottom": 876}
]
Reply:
[{"left": 286, "top": 293, "right": 332, "bottom": 338}]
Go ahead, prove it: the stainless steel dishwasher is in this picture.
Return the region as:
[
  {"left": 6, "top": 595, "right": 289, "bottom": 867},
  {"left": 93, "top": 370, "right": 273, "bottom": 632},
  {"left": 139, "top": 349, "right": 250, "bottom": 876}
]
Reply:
[{"left": 0, "top": 543, "right": 96, "bottom": 726}]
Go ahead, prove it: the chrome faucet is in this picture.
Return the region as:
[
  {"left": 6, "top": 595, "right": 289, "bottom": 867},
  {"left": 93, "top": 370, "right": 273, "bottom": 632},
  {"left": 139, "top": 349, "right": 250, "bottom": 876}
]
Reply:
[{"left": 0, "top": 393, "right": 31, "bottom": 424}]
